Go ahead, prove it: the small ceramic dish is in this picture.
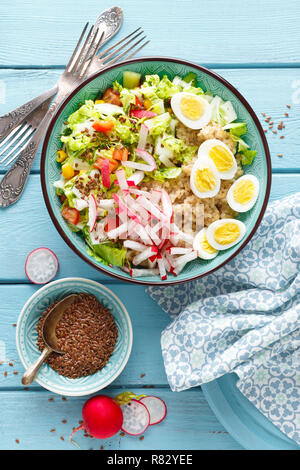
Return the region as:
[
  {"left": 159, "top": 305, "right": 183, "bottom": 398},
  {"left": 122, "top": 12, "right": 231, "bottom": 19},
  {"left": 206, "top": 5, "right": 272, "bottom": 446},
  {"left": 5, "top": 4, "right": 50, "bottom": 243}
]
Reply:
[{"left": 16, "top": 277, "right": 133, "bottom": 396}]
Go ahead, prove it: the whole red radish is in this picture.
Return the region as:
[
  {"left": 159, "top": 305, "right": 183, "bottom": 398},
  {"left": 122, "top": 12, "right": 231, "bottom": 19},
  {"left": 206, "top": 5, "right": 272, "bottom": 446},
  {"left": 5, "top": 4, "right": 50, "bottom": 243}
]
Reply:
[{"left": 70, "top": 395, "right": 123, "bottom": 441}]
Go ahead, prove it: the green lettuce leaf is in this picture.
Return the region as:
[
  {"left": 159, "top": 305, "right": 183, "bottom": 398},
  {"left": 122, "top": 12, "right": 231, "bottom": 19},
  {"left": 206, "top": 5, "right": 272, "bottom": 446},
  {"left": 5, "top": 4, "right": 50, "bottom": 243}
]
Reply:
[
  {"left": 144, "top": 113, "right": 171, "bottom": 136},
  {"left": 241, "top": 149, "right": 257, "bottom": 165},
  {"left": 150, "top": 167, "right": 182, "bottom": 182},
  {"left": 92, "top": 242, "right": 127, "bottom": 266}
]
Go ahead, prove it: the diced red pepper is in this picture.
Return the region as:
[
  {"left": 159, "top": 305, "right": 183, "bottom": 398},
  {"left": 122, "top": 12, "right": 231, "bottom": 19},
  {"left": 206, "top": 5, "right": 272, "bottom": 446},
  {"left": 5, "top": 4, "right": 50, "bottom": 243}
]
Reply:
[
  {"left": 135, "top": 96, "right": 143, "bottom": 108},
  {"left": 113, "top": 147, "right": 129, "bottom": 162},
  {"left": 62, "top": 206, "right": 80, "bottom": 225},
  {"left": 92, "top": 120, "right": 114, "bottom": 133},
  {"left": 102, "top": 87, "right": 122, "bottom": 106}
]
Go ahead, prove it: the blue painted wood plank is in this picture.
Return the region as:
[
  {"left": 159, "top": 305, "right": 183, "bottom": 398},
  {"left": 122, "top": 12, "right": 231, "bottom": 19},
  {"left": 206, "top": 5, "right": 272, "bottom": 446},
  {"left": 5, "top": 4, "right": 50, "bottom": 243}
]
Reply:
[
  {"left": 0, "top": 68, "right": 299, "bottom": 172},
  {"left": 0, "top": 284, "right": 169, "bottom": 388},
  {"left": 0, "top": 0, "right": 300, "bottom": 66},
  {"left": 0, "top": 389, "right": 242, "bottom": 450},
  {"left": 0, "top": 173, "right": 298, "bottom": 283}
]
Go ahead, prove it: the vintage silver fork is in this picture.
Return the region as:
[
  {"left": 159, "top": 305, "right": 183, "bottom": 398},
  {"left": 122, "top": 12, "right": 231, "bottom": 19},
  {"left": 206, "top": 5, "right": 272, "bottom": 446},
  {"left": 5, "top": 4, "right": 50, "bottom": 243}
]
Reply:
[
  {"left": 0, "top": 27, "right": 149, "bottom": 167},
  {"left": 0, "top": 23, "right": 105, "bottom": 207}
]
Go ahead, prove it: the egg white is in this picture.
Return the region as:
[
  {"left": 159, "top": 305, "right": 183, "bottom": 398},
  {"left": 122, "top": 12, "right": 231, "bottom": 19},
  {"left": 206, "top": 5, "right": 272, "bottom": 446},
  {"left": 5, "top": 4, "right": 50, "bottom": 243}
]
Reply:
[
  {"left": 206, "top": 218, "right": 246, "bottom": 250},
  {"left": 190, "top": 158, "right": 220, "bottom": 198},
  {"left": 227, "top": 175, "right": 259, "bottom": 213},
  {"left": 171, "top": 92, "right": 212, "bottom": 130},
  {"left": 198, "top": 139, "right": 237, "bottom": 180},
  {"left": 193, "top": 228, "right": 219, "bottom": 260}
]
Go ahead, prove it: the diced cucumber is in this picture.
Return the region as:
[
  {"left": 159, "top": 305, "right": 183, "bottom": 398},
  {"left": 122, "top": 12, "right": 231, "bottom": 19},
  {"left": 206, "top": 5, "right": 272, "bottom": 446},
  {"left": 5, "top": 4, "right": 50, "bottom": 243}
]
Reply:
[
  {"left": 183, "top": 72, "right": 197, "bottom": 86},
  {"left": 123, "top": 71, "right": 141, "bottom": 89}
]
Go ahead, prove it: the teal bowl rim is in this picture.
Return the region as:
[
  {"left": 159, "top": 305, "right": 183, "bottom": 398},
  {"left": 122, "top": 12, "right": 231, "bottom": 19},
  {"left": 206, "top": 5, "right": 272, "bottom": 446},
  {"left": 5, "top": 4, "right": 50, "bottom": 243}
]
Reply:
[
  {"left": 41, "top": 56, "right": 272, "bottom": 285},
  {"left": 16, "top": 277, "right": 133, "bottom": 396}
]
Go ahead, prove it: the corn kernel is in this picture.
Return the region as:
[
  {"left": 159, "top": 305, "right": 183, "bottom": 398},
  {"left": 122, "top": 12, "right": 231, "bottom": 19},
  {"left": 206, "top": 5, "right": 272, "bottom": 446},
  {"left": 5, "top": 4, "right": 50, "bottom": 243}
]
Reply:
[
  {"left": 144, "top": 99, "right": 152, "bottom": 109},
  {"left": 62, "top": 164, "right": 75, "bottom": 179},
  {"left": 95, "top": 99, "right": 104, "bottom": 104},
  {"left": 56, "top": 149, "right": 67, "bottom": 163}
]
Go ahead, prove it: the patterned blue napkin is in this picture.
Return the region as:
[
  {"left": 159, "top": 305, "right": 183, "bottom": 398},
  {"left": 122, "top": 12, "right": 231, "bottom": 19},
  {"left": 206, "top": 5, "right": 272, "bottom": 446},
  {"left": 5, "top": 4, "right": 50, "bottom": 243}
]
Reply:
[{"left": 148, "top": 193, "right": 300, "bottom": 445}]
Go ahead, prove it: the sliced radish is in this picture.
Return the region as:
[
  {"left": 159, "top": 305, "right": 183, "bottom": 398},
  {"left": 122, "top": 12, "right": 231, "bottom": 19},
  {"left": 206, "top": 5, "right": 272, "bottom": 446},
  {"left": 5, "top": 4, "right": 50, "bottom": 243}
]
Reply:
[
  {"left": 112, "top": 194, "right": 141, "bottom": 224},
  {"left": 132, "top": 246, "right": 158, "bottom": 266},
  {"left": 136, "top": 149, "right": 157, "bottom": 170},
  {"left": 123, "top": 240, "right": 147, "bottom": 251},
  {"left": 116, "top": 168, "right": 128, "bottom": 191},
  {"left": 74, "top": 198, "right": 88, "bottom": 211},
  {"left": 25, "top": 248, "right": 59, "bottom": 285},
  {"left": 157, "top": 254, "right": 167, "bottom": 280},
  {"left": 173, "top": 251, "right": 198, "bottom": 267},
  {"left": 137, "top": 124, "right": 149, "bottom": 150},
  {"left": 98, "top": 199, "right": 115, "bottom": 209},
  {"left": 127, "top": 171, "right": 145, "bottom": 186},
  {"left": 131, "top": 268, "right": 160, "bottom": 277},
  {"left": 107, "top": 222, "right": 128, "bottom": 239},
  {"left": 140, "top": 396, "right": 167, "bottom": 425},
  {"left": 161, "top": 189, "right": 173, "bottom": 220},
  {"left": 123, "top": 160, "right": 154, "bottom": 172},
  {"left": 169, "top": 247, "right": 192, "bottom": 255},
  {"left": 121, "top": 399, "right": 150, "bottom": 436},
  {"left": 88, "top": 194, "right": 97, "bottom": 232},
  {"left": 131, "top": 109, "right": 156, "bottom": 119},
  {"left": 100, "top": 159, "right": 111, "bottom": 189}
]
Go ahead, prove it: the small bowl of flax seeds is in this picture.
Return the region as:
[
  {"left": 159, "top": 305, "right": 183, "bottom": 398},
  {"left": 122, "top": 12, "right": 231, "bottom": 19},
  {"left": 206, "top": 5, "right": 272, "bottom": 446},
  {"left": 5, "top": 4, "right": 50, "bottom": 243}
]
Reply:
[{"left": 16, "top": 278, "right": 133, "bottom": 396}]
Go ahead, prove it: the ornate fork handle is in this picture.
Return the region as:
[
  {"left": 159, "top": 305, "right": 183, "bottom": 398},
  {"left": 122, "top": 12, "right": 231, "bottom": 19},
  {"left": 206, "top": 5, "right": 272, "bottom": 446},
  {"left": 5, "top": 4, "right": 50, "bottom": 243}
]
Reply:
[
  {"left": 0, "top": 97, "right": 64, "bottom": 207},
  {"left": 0, "top": 86, "right": 57, "bottom": 141}
]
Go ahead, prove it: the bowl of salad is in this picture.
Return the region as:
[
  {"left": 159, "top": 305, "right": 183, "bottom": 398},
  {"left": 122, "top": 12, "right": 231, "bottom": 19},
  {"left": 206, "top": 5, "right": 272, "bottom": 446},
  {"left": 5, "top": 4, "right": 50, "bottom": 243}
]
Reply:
[{"left": 41, "top": 57, "right": 271, "bottom": 285}]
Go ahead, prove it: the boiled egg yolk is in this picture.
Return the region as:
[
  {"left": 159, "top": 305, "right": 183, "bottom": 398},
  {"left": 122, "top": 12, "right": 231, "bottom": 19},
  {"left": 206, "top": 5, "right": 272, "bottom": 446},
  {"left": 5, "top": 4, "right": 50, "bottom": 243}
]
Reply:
[
  {"left": 233, "top": 179, "right": 255, "bottom": 204},
  {"left": 180, "top": 95, "right": 205, "bottom": 121},
  {"left": 209, "top": 145, "right": 234, "bottom": 172},
  {"left": 199, "top": 232, "right": 217, "bottom": 254},
  {"left": 214, "top": 222, "right": 240, "bottom": 245},
  {"left": 194, "top": 167, "right": 216, "bottom": 192}
]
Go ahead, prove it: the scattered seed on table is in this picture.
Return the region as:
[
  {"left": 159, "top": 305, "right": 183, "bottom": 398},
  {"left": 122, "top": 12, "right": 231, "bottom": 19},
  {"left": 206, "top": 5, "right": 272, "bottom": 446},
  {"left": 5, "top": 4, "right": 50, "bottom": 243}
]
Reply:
[
  {"left": 4, "top": 371, "right": 7, "bottom": 377},
  {"left": 265, "top": 117, "right": 271, "bottom": 122},
  {"left": 50, "top": 428, "right": 55, "bottom": 433},
  {"left": 48, "top": 398, "right": 54, "bottom": 402},
  {"left": 24, "top": 387, "right": 29, "bottom": 391},
  {"left": 12, "top": 324, "right": 17, "bottom": 327},
  {"left": 264, "top": 129, "right": 267, "bottom": 133},
  {"left": 100, "top": 446, "right": 104, "bottom": 450},
  {"left": 79, "top": 420, "right": 83, "bottom": 425},
  {"left": 120, "top": 432, "right": 125, "bottom": 437},
  {"left": 278, "top": 121, "right": 283, "bottom": 130},
  {"left": 285, "top": 113, "right": 289, "bottom": 117},
  {"left": 139, "top": 436, "right": 144, "bottom": 441},
  {"left": 60, "top": 436, "right": 64, "bottom": 441},
  {"left": 272, "top": 130, "right": 277, "bottom": 134},
  {"left": 278, "top": 154, "right": 283, "bottom": 157},
  {"left": 286, "top": 104, "right": 291, "bottom": 108},
  {"left": 13, "top": 371, "right": 19, "bottom": 375},
  {"left": 262, "top": 112, "right": 266, "bottom": 116},
  {"left": 149, "top": 385, "right": 155, "bottom": 388},
  {"left": 140, "top": 373, "right": 145, "bottom": 378},
  {"left": 15, "top": 439, "right": 19, "bottom": 444},
  {"left": 280, "top": 135, "right": 285, "bottom": 139},
  {"left": 0, "top": 361, "right": 4, "bottom": 365},
  {"left": 62, "top": 396, "right": 67, "bottom": 401},
  {"left": 269, "top": 121, "right": 274, "bottom": 125},
  {"left": 9, "top": 362, "right": 13, "bottom": 367},
  {"left": 62, "top": 420, "right": 67, "bottom": 424}
]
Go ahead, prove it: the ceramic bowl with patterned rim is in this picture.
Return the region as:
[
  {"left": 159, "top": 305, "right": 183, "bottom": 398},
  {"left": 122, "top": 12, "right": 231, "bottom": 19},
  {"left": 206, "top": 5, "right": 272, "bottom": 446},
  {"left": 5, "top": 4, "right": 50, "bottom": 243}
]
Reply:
[
  {"left": 16, "top": 278, "right": 133, "bottom": 396},
  {"left": 41, "top": 57, "right": 271, "bottom": 285}
]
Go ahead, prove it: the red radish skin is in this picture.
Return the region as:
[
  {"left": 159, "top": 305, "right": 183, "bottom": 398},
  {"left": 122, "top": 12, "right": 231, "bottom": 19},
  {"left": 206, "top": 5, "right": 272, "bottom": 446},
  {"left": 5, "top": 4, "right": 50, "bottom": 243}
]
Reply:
[
  {"left": 70, "top": 395, "right": 123, "bottom": 441},
  {"left": 139, "top": 396, "right": 167, "bottom": 425},
  {"left": 25, "top": 248, "right": 59, "bottom": 285}
]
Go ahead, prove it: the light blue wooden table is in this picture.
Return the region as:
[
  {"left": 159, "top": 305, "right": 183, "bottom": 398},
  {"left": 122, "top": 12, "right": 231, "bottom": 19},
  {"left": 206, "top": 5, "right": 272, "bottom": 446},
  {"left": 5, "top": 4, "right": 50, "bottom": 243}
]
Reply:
[{"left": 0, "top": 0, "right": 299, "bottom": 450}]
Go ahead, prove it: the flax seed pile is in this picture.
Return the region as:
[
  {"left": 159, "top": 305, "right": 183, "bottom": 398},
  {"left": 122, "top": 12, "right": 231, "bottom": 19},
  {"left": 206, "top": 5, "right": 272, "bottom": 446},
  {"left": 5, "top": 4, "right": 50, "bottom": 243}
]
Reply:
[{"left": 37, "top": 293, "right": 118, "bottom": 379}]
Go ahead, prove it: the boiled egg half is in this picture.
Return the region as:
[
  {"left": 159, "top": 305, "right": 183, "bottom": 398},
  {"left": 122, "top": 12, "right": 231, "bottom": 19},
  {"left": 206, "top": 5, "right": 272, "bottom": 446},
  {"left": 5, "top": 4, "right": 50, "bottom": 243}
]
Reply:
[
  {"left": 193, "top": 228, "right": 219, "bottom": 260},
  {"left": 206, "top": 218, "right": 246, "bottom": 250},
  {"left": 198, "top": 139, "right": 237, "bottom": 180},
  {"left": 227, "top": 174, "right": 259, "bottom": 213},
  {"left": 190, "top": 158, "right": 220, "bottom": 198},
  {"left": 171, "top": 92, "right": 212, "bottom": 129}
]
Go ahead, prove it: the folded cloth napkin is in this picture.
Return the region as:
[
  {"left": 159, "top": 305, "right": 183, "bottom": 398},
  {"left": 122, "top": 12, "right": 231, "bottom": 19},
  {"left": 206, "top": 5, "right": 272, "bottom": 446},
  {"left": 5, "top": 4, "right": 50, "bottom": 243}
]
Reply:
[{"left": 148, "top": 193, "right": 300, "bottom": 445}]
